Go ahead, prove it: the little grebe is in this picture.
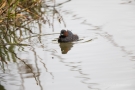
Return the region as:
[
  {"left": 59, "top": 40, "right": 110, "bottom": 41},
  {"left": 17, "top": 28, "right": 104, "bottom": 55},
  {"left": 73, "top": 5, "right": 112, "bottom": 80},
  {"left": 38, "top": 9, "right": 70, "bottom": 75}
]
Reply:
[{"left": 58, "top": 30, "right": 79, "bottom": 42}]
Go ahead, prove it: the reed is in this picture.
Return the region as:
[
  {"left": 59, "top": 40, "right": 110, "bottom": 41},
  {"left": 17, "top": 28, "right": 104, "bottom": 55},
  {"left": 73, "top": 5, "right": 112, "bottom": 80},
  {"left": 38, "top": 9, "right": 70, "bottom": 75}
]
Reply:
[{"left": 0, "top": 0, "right": 70, "bottom": 63}]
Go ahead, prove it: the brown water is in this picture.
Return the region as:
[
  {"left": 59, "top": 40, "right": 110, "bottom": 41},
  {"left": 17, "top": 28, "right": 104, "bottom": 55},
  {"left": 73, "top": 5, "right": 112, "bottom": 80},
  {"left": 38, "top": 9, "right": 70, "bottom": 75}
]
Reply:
[{"left": 0, "top": 0, "right": 135, "bottom": 90}]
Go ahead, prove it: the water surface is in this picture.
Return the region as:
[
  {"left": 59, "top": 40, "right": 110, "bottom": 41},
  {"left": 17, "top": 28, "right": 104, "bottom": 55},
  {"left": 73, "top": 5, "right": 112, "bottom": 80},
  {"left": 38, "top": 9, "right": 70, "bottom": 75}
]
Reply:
[{"left": 0, "top": 0, "right": 135, "bottom": 90}]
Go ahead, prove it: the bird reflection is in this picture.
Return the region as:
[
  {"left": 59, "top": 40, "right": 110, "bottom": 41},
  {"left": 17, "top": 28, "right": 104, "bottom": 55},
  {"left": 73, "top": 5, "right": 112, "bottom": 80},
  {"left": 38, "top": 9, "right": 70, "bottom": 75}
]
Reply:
[
  {"left": 0, "top": 85, "right": 5, "bottom": 90},
  {"left": 59, "top": 43, "right": 74, "bottom": 54}
]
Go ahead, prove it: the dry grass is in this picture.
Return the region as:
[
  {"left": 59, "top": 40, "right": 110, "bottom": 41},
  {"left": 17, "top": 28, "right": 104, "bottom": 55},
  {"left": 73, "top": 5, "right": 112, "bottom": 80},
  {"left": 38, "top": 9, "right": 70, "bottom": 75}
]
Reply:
[{"left": 0, "top": 0, "right": 70, "bottom": 63}]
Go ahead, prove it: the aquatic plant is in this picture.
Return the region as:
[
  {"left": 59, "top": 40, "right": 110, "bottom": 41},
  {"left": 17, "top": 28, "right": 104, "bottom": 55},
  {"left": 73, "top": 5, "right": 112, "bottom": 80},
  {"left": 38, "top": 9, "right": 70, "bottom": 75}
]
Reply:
[
  {"left": 0, "top": 0, "right": 70, "bottom": 63},
  {"left": 0, "top": 0, "right": 70, "bottom": 87}
]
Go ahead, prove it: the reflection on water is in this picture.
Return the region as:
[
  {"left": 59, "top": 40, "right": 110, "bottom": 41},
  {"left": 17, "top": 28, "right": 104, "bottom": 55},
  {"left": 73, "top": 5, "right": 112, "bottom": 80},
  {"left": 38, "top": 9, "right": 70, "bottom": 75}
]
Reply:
[
  {"left": 0, "top": 35, "right": 53, "bottom": 90},
  {"left": 0, "top": 0, "right": 69, "bottom": 88},
  {"left": 66, "top": 62, "right": 99, "bottom": 90},
  {"left": 51, "top": 50, "right": 99, "bottom": 90},
  {"left": 58, "top": 38, "right": 94, "bottom": 54},
  {"left": 121, "top": 0, "right": 135, "bottom": 4},
  {"left": 0, "top": 0, "right": 135, "bottom": 90},
  {"left": 59, "top": 43, "right": 74, "bottom": 54}
]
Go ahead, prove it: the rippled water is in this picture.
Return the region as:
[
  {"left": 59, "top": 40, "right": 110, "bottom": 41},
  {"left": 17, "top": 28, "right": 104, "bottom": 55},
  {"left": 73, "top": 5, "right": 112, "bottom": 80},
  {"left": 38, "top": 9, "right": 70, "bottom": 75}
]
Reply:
[{"left": 0, "top": 0, "right": 135, "bottom": 90}]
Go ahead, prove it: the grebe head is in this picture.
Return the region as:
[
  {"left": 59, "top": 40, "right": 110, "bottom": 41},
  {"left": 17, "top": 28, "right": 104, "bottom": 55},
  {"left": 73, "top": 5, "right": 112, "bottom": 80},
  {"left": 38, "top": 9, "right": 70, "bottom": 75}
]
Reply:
[{"left": 60, "top": 30, "right": 68, "bottom": 37}]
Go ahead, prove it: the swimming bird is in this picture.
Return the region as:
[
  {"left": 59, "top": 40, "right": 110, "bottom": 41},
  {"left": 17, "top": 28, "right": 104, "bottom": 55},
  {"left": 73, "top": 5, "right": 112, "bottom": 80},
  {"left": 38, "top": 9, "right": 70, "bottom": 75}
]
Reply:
[{"left": 58, "top": 30, "right": 79, "bottom": 42}]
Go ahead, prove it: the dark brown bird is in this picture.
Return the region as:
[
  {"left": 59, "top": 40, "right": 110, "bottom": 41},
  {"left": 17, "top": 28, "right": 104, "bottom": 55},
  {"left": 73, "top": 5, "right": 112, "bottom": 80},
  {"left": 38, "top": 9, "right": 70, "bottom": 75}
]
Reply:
[{"left": 58, "top": 30, "right": 79, "bottom": 42}]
